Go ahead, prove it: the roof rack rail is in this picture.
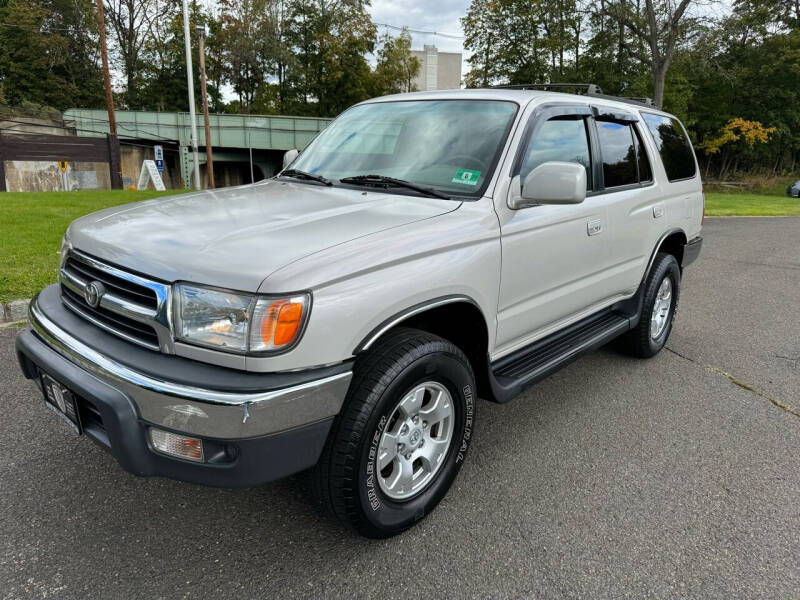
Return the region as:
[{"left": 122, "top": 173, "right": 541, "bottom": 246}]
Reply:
[{"left": 489, "top": 82, "right": 655, "bottom": 108}]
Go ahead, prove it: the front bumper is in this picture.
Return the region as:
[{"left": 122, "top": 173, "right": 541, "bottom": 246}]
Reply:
[{"left": 16, "top": 286, "right": 353, "bottom": 487}]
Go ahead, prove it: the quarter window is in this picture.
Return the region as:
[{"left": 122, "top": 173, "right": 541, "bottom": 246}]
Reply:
[
  {"left": 641, "top": 113, "right": 697, "bottom": 181},
  {"left": 521, "top": 117, "right": 592, "bottom": 191}
]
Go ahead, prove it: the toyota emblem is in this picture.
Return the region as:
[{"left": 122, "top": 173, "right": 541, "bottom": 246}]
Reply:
[{"left": 84, "top": 281, "right": 106, "bottom": 308}]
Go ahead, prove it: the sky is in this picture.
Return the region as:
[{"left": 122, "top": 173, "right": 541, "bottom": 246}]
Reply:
[{"left": 370, "top": 0, "right": 470, "bottom": 57}]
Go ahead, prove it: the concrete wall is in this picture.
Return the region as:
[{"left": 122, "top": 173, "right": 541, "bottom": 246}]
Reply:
[
  {"left": 3, "top": 161, "right": 111, "bottom": 192},
  {"left": 411, "top": 45, "right": 462, "bottom": 91}
]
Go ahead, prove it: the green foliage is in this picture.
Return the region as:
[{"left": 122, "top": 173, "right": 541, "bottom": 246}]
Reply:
[{"left": 0, "top": 0, "right": 105, "bottom": 110}]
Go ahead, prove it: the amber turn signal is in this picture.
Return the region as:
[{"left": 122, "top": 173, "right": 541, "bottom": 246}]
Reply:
[{"left": 250, "top": 295, "right": 309, "bottom": 352}]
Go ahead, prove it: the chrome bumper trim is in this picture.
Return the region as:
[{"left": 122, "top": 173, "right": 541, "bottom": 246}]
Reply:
[{"left": 29, "top": 298, "right": 352, "bottom": 439}]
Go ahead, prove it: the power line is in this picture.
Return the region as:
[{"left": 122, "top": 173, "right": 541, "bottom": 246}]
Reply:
[{"left": 374, "top": 22, "right": 464, "bottom": 40}]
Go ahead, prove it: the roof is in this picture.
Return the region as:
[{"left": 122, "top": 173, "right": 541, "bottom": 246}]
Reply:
[{"left": 365, "top": 88, "right": 673, "bottom": 118}]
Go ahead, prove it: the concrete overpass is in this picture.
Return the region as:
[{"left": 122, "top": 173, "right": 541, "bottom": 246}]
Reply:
[{"left": 63, "top": 109, "right": 332, "bottom": 188}]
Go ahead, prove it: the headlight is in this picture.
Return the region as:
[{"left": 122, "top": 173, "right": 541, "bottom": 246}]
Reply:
[{"left": 173, "top": 283, "right": 310, "bottom": 354}]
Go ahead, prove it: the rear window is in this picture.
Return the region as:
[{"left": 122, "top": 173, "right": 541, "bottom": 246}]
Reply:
[{"left": 641, "top": 113, "right": 697, "bottom": 181}]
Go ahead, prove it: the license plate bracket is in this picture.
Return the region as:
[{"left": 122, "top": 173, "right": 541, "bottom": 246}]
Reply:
[{"left": 41, "top": 373, "right": 82, "bottom": 435}]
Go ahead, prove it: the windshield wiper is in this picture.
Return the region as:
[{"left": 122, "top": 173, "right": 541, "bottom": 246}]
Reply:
[
  {"left": 339, "top": 174, "right": 451, "bottom": 200},
  {"left": 280, "top": 168, "right": 332, "bottom": 186}
]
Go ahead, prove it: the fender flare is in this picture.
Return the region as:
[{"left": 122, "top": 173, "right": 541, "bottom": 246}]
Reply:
[{"left": 353, "top": 294, "right": 484, "bottom": 354}]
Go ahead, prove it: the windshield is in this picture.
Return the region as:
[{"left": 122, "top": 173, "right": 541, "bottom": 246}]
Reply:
[{"left": 288, "top": 100, "right": 518, "bottom": 196}]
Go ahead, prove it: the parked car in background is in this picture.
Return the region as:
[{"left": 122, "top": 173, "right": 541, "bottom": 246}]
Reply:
[
  {"left": 16, "top": 86, "right": 703, "bottom": 538},
  {"left": 787, "top": 180, "right": 800, "bottom": 197}
]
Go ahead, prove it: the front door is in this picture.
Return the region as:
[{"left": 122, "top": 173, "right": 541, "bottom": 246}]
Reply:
[{"left": 494, "top": 105, "right": 615, "bottom": 356}]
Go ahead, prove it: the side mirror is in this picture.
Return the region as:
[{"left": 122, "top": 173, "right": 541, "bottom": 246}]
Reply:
[
  {"left": 282, "top": 149, "right": 299, "bottom": 169},
  {"left": 511, "top": 161, "right": 587, "bottom": 208}
]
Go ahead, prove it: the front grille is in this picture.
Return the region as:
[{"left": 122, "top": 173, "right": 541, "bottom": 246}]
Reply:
[
  {"left": 61, "top": 284, "right": 160, "bottom": 347},
  {"left": 65, "top": 256, "right": 157, "bottom": 309},
  {"left": 60, "top": 251, "right": 168, "bottom": 351}
]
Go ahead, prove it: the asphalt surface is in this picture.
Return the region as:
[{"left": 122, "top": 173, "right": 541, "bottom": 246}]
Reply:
[{"left": 1, "top": 217, "right": 799, "bottom": 599}]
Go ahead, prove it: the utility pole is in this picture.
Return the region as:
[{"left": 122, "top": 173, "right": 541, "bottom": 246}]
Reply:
[
  {"left": 95, "top": 0, "right": 116, "bottom": 136},
  {"left": 181, "top": 0, "right": 201, "bottom": 190},
  {"left": 196, "top": 24, "right": 215, "bottom": 189}
]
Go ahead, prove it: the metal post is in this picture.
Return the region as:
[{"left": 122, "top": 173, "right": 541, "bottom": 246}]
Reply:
[
  {"left": 196, "top": 25, "right": 215, "bottom": 189},
  {"left": 96, "top": 0, "right": 117, "bottom": 136},
  {"left": 181, "top": 0, "right": 201, "bottom": 190}
]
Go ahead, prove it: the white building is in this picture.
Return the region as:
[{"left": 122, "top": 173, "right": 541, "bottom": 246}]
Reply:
[{"left": 411, "top": 45, "right": 462, "bottom": 91}]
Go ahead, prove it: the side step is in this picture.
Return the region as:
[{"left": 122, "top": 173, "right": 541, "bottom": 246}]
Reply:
[{"left": 488, "top": 310, "right": 631, "bottom": 403}]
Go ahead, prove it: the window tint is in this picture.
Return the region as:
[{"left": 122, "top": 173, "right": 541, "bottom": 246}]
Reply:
[
  {"left": 641, "top": 113, "right": 696, "bottom": 181},
  {"left": 521, "top": 117, "right": 591, "bottom": 191},
  {"left": 633, "top": 126, "right": 652, "bottom": 183},
  {"left": 596, "top": 121, "right": 637, "bottom": 188}
]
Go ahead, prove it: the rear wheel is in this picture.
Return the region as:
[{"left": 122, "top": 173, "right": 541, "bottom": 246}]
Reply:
[
  {"left": 620, "top": 252, "right": 681, "bottom": 358},
  {"left": 312, "top": 328, "right": 476, "bottom": 538}
]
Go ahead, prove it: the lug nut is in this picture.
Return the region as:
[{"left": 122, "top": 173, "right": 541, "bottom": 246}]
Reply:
[
  {"left": 419, "top": 440, "right": 425, "bottom": 448},
  {"left": 422, "top": 421, "right": 428, "bottom": 429},
  {"left": 400, "top": 424, "right": 408, "bottom": 434},
  {"left": 397, "top": 443, "right": 405, "bottom": 451},
  {"left": 412, "top": 415, "right": 419, "bottom": 424},
  {"left": 404, "top": 453, "right": 411, "bottom": 460}
]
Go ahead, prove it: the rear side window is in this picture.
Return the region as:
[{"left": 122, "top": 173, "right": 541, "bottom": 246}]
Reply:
[
  {"left": 641, "top": 113, "right": 696, "bottom": 181},
  {"left": 596, "top": 121, "right": 638, "bottom": 188}
]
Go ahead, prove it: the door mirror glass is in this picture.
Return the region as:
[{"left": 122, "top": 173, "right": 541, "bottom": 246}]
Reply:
[
  {"left": 282, "top": 149, "right": 299, "bottom": 169},
  {"left": 515, "top": 161, "right": 587, "bottom": 207}
]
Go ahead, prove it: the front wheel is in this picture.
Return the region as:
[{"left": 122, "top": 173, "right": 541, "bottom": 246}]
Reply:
[
  {"left": 312, "top": 328, "right": 476, "bottom": 538},
  {"left": 620, "top": 252, "right": 681, "bottom": 358}
]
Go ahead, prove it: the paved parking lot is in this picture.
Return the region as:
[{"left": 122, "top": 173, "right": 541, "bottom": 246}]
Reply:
[{"left": 1, "top": 217, "right": 798, "bottom": 599}]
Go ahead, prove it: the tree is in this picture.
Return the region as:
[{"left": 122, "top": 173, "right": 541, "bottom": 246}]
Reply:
[
  {"left": 0, "top": 0, "right": 105, "bottom": 110},
  {"left": 103, "top": 0, "right": 170, "bottom": 108},
  {"left": 217, "top": 0, "right": 274, "bottom": 111},
  {"left": 698, "top": 117, "right": 776, "bottom": 178},
  {"left": 601, "top": 0, "right": 704, "bottom": 108},
  {"left": 284, "top": 0, "right": 376, "bottom": 117},
  {"left": 373, "top": 29, "right": 419, "bottom": 94}
]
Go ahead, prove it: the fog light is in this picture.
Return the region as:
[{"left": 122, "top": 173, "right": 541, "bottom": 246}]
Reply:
[{"left": 149, "top": 428, "right": 204, "bottom": 462}]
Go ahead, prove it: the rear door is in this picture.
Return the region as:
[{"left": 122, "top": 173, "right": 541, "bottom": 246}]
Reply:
[{"left": 589, "top": 109, "right": 660, "bottom": 296}]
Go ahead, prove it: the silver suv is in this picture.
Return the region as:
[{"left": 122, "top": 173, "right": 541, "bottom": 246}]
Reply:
[{"left": 17, "top": 88, "right": 703, "bottom": 538}]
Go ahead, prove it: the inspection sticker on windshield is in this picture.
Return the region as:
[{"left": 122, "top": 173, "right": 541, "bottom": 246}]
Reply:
[{"left": 452, "top": 169, "right": 481, "bottom": 186}]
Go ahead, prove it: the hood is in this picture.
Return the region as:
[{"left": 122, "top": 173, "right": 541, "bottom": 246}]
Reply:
[{"left": 68, "top": 180, "right": 460, "bottom": 292}]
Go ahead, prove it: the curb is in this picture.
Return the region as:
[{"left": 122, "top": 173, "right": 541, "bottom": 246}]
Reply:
[{"left": 2, "top": 298, "right": 30, "bottom": 324}]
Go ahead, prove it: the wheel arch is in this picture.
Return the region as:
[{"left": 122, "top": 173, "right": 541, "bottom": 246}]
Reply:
[{"left": 354, "top": 295, "right": 492, "bottom": 399}]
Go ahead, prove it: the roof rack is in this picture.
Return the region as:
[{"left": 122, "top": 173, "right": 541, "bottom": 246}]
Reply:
[{"left": 489, "top": 82, "right": 655, "bottom": 108}]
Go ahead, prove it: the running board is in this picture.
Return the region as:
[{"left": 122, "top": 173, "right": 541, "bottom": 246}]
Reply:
[{"left": 488, "top": 310, "right": 631, "bottom": 403}]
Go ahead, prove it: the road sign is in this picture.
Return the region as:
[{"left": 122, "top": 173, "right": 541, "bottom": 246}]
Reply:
[
  {"left": 137, "top": 160, "right": 166, "bottom": 191},
  {"left": 58, "top": 161, "right": 68, "bottom": 173},
  {"left": 154, "top": 146, "right": 164, "bottom": 173}
]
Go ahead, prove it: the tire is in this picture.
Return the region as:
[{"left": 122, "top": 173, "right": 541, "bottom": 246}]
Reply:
[
  {"left": 312, "top": 327, "right": 476, "bottom": 538},
  {"left": 620, "top": 252, "right": 681, "bottom": 358}
]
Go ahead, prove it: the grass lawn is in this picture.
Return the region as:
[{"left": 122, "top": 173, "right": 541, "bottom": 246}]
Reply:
[
  {"left": 704, "top": 192, "right": 800, "bottom": 217},
  {"left": 0, "top": 190, "right": 186, "bottom": 302}
]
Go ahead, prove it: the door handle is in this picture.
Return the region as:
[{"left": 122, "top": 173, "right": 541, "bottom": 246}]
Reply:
[{"left": 587, "top": 219, "right": 603, "bottom": 236}]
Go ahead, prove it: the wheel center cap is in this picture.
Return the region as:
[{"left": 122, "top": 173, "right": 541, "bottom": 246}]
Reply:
[{"left": 409, "top": 429, "right": 421, "bottom": 445}]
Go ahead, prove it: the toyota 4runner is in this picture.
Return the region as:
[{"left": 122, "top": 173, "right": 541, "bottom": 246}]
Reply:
[{"left": 16, "top": 87, "right": 703, "bottom": 538}]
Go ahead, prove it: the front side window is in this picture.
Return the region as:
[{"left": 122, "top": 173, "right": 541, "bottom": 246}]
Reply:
[
  {"left": 520, "top": 117, "right": 592, "bottom": 192},
  {"left": 641, "top": 113, "right": 697, "bottom": 181},
  {"left": 289, "top": 100, "right": 518, "bottom": 196},
  {"left": 596, "top": 121, "right": 638, "bottom": 188}
]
